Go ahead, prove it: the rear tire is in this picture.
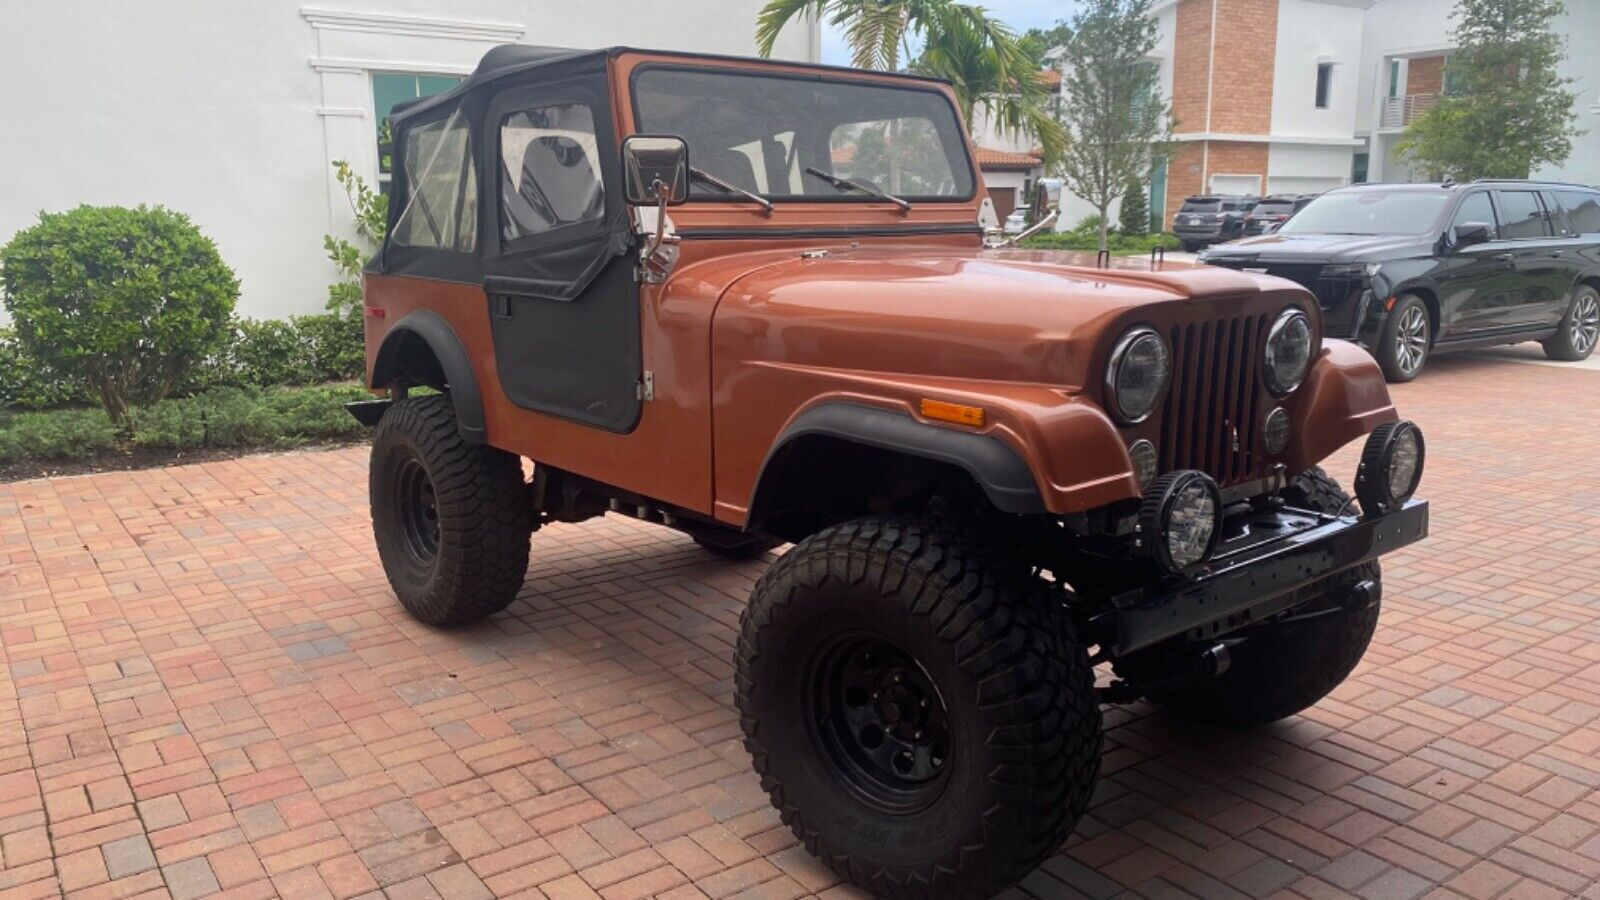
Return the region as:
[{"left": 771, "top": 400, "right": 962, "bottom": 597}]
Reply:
[
  {"left": 1376, "top": 294, "right": 1431, "bottom": 382},
  {"left": 736, "top": 517, "right": 1101, "bottom": 899},
  {"left": 370, "top": 394, "right": 531, "bottom": 626},
  {"left": 1180, "top": 240, "right": 1201, "bottom": 253},
  {"left": 1140, "top": 468, "right": 1380, "bottom": 726},
  {"left": 1543, "top": 284, "right": 1599, "bottom": 361}
]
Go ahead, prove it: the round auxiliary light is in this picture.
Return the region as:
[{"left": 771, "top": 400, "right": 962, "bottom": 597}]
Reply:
[
  {"left": 1354, "top": 421, "right": 1425, "bottom": 516},
  {"left": 1264, "top": 308, "right": 1314, "bottom": 396},
  {"left": 1263, "top": 407, "right": 1291, "bottom": 455},
  {"left": 1105, "top": 327, "right": 1171, "bottom": 424},
  {"left": 1138, "top": 470, "right": 1223, "bottom": 577},
  {"left": 1128, "top": 439, "right": 1158, "bottom": 489}
]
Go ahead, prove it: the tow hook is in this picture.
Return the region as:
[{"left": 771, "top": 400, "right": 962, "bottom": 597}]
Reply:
[
  {"left": 1097, "top": 640, "right": 1235, "bottom": 705},
  {"left": 1351, "top": 578, "right": 1382, "bottom": 611}
]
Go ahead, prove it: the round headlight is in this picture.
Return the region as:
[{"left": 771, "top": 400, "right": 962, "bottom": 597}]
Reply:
[
  {"left": 1355, "top": 421, "right": 1425, "bottom": 516},
  {"left": 1138, "top": 470, "right": 1222, "bottom": 576},
  {"left": 1263, "top": 407, "right": 1290, "bottom": 455},
  {"left": 1106, "top": 327, "right": 1171, "bottom": 424},
  {"left": 1264, "top": 308, "right": 1314, "bottom": 396}
]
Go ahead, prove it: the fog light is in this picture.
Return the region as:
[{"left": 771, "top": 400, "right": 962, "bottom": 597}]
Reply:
[
  {"left": 1263, "top": 407, "right": 1290, "bottom": 455},
  {"left": 1128, "top": 439, "right": 1157, "bottom": 489},
  {"left": 1138, "top": 470, "right": 1222, "bottom": 576},
  {"left": 1354, "top": 421, "right": 1425, "bottom": 516}
]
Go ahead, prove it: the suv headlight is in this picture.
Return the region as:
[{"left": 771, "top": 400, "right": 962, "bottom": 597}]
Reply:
[
  {"left": 1264, "top": 308, "right": 1314, "bottom": 396},
  {"left": 1105, "top": 327, "right": 1171, "bottom": 424}
]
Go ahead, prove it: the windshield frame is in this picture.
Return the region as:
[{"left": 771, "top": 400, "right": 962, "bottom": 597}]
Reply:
[
  {"left": 1277, "top": 188, "right": 1453, "bottom": 237},
  {"left": 627, "top": 63, "right": 980, "bottom": 206}
]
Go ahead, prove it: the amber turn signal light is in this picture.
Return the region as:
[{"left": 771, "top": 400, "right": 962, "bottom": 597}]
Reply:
[{"left": 920, "top": 398, "right": 985, "bottom": 427}]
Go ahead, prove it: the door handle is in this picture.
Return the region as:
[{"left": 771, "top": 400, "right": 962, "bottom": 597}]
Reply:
[
  {"left": 1551, "top": 249, "right": 1564, "bottom": 258},
  {"left": 1494, "top": 252, "right": 1516, "bottom": 268}
]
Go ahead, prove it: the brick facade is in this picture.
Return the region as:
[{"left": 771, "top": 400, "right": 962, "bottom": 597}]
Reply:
[
  {"left": 1207, "top": 0, "right": 1278, "bottom": 134},
  {"left": 1163, "top": 140, "right": 1271, "bottom": 226}
]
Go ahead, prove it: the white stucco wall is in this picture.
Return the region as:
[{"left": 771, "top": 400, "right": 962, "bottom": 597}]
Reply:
[
  {"left": 1267, "top": 142, "right": 1353, "bottom": 194},
  {"left": 0, "top": 1, "right": 819, "bottom": 321},
  {"left": 1269, "top": 0, "right": 1367, "bottom": 141}
]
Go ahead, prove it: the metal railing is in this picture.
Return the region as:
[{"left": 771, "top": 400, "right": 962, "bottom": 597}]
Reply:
[{"left": 1380, "top": 93, "right": 1438, "bottom": 128}]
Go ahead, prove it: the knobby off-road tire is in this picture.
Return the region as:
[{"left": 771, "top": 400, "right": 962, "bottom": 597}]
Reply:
[
  {"left": 1543, "top": 283, "right": 1599, "bottom": 362},
  {"left": 1145, "top": 467, "right": 1380, "bottom": 726},
  {"left": 691, "top": 526, "right": 782, "bottom": 561},
  {"left": 370, "top": 394, "right": 531, "bottom": 626},
  {"left": 735, "top": 517, "right": 1101, "bottom": 899}
]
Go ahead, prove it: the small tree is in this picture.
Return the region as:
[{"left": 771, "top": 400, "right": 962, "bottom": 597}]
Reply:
[
  {"left": 0, "top": 205, "right": 237, "bottom": 424},
  {"left": 1055, "top": 0, "right": 1172, "bottom": 253},
  {"left": 1118, "top": 175, "right": 1149, "bottom": 236},
  {"left": 1395, "top": 0, "right": 1578, "bottom": 179},
  {"left": 323, "top": 160, "right": 388, "bottom": 318}
]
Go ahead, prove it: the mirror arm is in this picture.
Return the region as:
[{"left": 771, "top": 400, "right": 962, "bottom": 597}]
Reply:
[
  {"left": 643, "top": 182, "right": 669, "bottom": 260},
  {"left": 993, "top": 208, "right": 1060, "bottom": 248}
]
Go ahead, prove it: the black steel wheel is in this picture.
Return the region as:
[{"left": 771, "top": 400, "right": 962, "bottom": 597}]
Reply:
[
  {"left": 370, "top": 394, "right": 531, "bottom": 626},
  {"left": 736, "top": 517, "right": 1101, "bottom": 899}
]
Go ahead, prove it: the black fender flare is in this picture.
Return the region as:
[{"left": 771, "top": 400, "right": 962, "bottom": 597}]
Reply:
[
  {"left": 748, "top": 402, "right": 1046, "bottom": 522},
  {"left": 370, "top": 310, "right": 487, "bottom": 445}
]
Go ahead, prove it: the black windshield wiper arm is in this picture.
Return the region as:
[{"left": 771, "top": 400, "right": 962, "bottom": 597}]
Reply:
[
  {"left": 690, "top": 167, "right": 773, "bottom": 216},
  {"left": 803, "top": 167, "right": 912, "bottom": 214}
]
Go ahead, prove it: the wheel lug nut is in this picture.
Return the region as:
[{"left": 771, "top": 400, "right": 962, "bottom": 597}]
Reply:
[
  {"left": 913, "top": 730, "right": 923, "bottom": 740},
  {"left": 919, "top": 699, "right": 928, "bottom": 708}
]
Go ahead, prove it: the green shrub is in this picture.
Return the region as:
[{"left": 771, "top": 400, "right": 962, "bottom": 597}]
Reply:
[
  {"left": 232, "top": 319, "right": 317, "bottom": 387},
  {"left": 0, "top": 205, "right": 238, "bottom": 423},
  {"left": 0, "top": 408, "right": 119, "bottom": 463},
  {"left": 293, "top": 313, "right": 365, "bottom": 383},
  {"left": 131, "top": 385, "right": 370, "bottom": 451},
  {"left": 265, "top": 385, "right": 370, "bottom": 443},
  {"left": 1119, "top": 178, "right": 1150, "bottom": 236},
  {"left": 1020, "top": 230, "right": 1180, "bottom": 254},
  {"left": 0, "top": 327, "right": 88, "bottom": 410}
]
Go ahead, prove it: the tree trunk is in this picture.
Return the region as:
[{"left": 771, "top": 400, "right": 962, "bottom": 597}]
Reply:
[{"left": 1097, "top": 202, "right": 1111, "bottom": 254}]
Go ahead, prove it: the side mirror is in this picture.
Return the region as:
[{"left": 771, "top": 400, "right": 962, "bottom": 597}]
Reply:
[
  {"left": 1452, "top": 221, "right": 1492, "bottom": 248},
  {"left": 621, "top": 135, "right": 689, "bottom": 206}
]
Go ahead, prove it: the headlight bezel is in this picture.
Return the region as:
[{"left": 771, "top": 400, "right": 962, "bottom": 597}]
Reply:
[
  {"left": 1104, "top": 326, "right": 1172, "bottom": 425},
  {"left": 1263, "top": 307, "right": 1315, "bottom": 396}
]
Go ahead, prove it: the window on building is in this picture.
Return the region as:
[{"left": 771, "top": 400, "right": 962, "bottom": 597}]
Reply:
[
  {"left": 1493, "top": 190, "right": 1549, "bottom": 240},
  {"left": 1387, "top": 60, "right": 1401, "bottom": 99},
  {"left": 499, "top": 104, "right": 606, "bottom": 242},
  {"left": 1351, "top": 152, "right": 1369, "bottom": 184},
  {"left": 1554, "top": 190, "right": 1600, "bottom": 234},
  {"left": 392, "top": 110, "right": 477, "bottom": 252},
  {"left": 1442, "top": 57, "right": 1467, "bottom": 96},
  {"left": 1315, "top": 63, "right": 1334, "bottom": 108},
  {"left": 373, "top": 72, "right": 463, "bottom": 191}
]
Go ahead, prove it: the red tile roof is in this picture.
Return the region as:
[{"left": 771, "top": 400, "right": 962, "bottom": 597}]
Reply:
[{"left": 973, "top": 146, "right": 1043, "bottom": 170}]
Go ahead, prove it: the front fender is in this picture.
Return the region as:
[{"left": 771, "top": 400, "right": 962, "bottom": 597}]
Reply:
[{"left": 1289, "top": 339, "right": 1398, "bottom": 473}]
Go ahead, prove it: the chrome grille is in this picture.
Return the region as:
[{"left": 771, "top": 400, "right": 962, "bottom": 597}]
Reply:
[{"left": 1158, "top": 314, "right": 1270, "bottom": 485}]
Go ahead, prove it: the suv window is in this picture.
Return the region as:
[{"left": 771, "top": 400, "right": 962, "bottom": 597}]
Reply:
[
  {"left": 1554, "top": 190, "right": 1600, "bottom": 234},
  {"left": 1451, "top": 192, "right": 1497, "bottom": 237},
  {"left": 1494, "top": 190, "right": 1549, "bottom": 240},
  {"left": 393, "top": 110, "right": 478, "bottom": 251},
  {"left": 500, "top": 104, "right": 605, "bottom": 242},
  {"left": 1223, "top": 200, "right": 1254, "bottom": 212},
  {"left": 1252, "top": 201, "right": 1295, "bottom": 216},
  {"left": 1180, "top": 199, "right": 1220, "bottom": 213}
]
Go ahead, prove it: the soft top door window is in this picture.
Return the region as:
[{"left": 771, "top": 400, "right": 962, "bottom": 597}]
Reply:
[
  {"left": 392, "top": 109, "right": 478, "bottom": 252},
  {"left": 500, "top": 104, "right": 606, "bottom": 242},
  {"left": 1494, "top": 190, "right": 1549, "bottom": 240}
]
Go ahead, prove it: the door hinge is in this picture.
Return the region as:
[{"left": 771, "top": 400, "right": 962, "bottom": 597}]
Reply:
[{"left": 636, "top": 371, "right": 655, "bottom": 401}]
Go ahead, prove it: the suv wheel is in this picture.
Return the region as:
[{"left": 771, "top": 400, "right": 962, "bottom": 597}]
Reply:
[
  {"left": 736, "top": 517, "right": 1100, "bottom": 899},
  {"left": 1377, "top": 294, "right": 1431, "bottom": 382},
  {"left": 690, "top": 526, "right": 781, "bottom": 561},
  {"left": 370, "top": 394, "right": 532, "bottom": 625},
  {"left": 1139, "top": 468, "right": 1380, "bottom": 726},
  {"left": 1543, "top": 284, "right": 1599, "bottom": 361}
]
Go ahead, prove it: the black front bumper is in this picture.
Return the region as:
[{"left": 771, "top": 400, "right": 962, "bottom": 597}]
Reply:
[{"left": 1108, "top": 499, "right": 1429, "bottom": 656}]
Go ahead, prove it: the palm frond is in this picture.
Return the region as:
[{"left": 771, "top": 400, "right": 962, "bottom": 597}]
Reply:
[{"left": 755, "top": 0, "right": 827, "bottom": 58}]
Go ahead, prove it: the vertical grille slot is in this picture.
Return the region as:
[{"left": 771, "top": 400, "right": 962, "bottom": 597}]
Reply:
[{"left": 1158, "top": 313, "right": 1269, "bottom": 485}]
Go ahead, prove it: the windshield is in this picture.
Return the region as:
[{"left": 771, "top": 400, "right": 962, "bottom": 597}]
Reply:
[
  {"left": 1181, "top": 199, "right": 1221, "bottom": 213},
  {"left": 1252, "top": 201, "right": 1294, "bottom": 216},
  {"left": 1279, "top": 190, "right": 1452, "bottom": 235},
  {"left": 633, "top": 67, "right": 974, "bottom": 201}
]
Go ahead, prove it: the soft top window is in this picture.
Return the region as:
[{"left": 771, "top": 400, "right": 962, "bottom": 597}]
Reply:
[
  {"left": 632, "top": 67, "right": 974, "bottom": 201},
  {"left": 392, "top": 109, "right": 478, "bottom": 252},
  {"left": 500, "top": 104, "right": 605, "bottom": 241}
]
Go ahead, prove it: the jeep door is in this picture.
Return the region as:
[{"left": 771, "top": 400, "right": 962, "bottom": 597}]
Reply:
[{"left": 481, "top": 73, "right": 643, "bottom": 433}]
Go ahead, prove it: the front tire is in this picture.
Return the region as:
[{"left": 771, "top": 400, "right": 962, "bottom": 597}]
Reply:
[
  {"left": 1142, "top": 468, "right": 1380, "bottom": 726},
  {"left": 736, "top": 518, "right": 1100, "bottom": 899},
  {"left": 1543, "top": 284, "right": 1599, "bottom": 361},
  {"left": 1376, "top": 294, "right": 1431, "bottom": 382},
  {"left": 370, "top": 394, "right": 531, "bottom": 626}
]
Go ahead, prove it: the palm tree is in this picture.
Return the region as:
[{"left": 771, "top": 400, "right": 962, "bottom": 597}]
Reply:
[{"left": 755, "top": 0, "right": 1064, "bottom": 164}]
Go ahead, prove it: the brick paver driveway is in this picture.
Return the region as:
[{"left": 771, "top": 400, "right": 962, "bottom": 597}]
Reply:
[{"left": 2, "top": 349, "right": 1598, "bottom": 900}]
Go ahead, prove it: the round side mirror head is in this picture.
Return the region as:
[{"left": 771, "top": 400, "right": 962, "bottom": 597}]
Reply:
[{"left": 622, "top": 135, "right": 689, "bottom": 206}]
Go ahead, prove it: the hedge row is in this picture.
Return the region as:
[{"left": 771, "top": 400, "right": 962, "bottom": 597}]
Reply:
[
  {"left": 0, "top": 385, "right": 372, "bottom": 464},
  {"left": 1018, "top": 230, "right": 1181, "bottom": 254}
]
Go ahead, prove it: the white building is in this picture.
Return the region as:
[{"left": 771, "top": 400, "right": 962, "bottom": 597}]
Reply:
[{"left": 0, "top": 2, "right": 819, "bottom": 320}]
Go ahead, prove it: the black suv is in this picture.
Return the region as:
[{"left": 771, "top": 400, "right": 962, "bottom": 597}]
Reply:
[
  {"left": 1199, "top": 181, "right": 1600, "bottom": 381},
  {"left": 1173, "top": 195, "right": 1256, "bottom": 251},
  {"left": 1241, "top": 194, "right": 1317, "bottom": 236}
]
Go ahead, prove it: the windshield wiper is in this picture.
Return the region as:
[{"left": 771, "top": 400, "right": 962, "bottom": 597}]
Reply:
[
  {"left": 690, "top": 167, "right": 773, "bottom": 216},
  {"left": 803, "top": 167, "right": 912, "bottom": 214}
]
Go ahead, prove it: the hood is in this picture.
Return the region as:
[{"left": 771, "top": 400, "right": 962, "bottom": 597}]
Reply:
[
  {"left": 1204, "top": 232, "right": 1433, "bottom": 263},
  {"left": 706, "top": 246, "right": 1303, "bottom": 390}
]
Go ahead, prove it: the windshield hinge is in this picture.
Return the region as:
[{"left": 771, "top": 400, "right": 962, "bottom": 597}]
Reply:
[{"left": 636, "top": 371, "right": 655, "bottom": 402}]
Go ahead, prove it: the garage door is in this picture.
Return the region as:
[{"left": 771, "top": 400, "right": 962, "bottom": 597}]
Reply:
[
  {"left": 1209, "top": 174, "right": 1262, "bottom": 196},
  {"left": 1268, "top": 176, "right": 1344, "bottom": 196}
]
